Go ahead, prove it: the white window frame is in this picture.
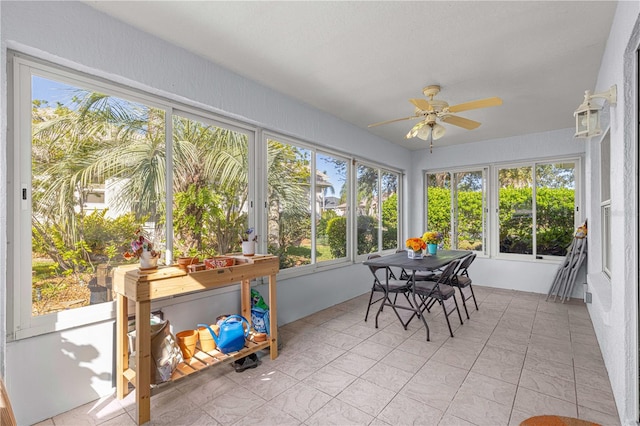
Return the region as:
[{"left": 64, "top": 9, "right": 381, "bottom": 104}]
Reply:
[
  {"left": 600, "top": 130, "right": 611, "bottom": 277},
  {"left": 424, "top": 167, "right": 489, "bottom": 256},
  {"left": 493, "top": 157, "right": 582, "bottom": 261},
  {"left": 353, "top": 160, "right": 403, "bottom": 263}
]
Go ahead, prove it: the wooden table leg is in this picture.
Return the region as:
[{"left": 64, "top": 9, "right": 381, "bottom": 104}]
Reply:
[
  {"left": 268, "top": 273, "right": 278, "bottom": 359},
  {"left": 240, "top": 279, "right": 251, "bottom": 321},
  {"left": 116, "top": 293, "right": 129, "bottom": 400},
  {"left": 135, "top": 300, "right": 151, "bottom": 425}
]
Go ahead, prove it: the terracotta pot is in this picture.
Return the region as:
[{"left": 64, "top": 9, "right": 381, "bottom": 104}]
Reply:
[
  {"left": 198, "top": 324, "right": 219, "bottom": 352},
  {"left": 177, "top": 256, "right": 199, "bottom": 272},
  {"left": 176, "top": 329, "right": 198, "bottom": 361},
  {"left": 214, "top": 256, "right": 235, "bottom": 268}
]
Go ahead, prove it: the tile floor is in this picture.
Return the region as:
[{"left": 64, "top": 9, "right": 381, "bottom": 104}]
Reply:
[{"left": 36, "top": 285, "right": 621, "bottom": 425}]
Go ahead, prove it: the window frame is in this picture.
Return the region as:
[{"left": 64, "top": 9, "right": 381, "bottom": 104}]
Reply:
[
  {"left": 353, "top": 160, "right": 402, "bottom": 263},
  {"left": 424, "top": 167, "right": 489, "bottom": 256},
  {"left": 600, "top": 129, "right": 611, "bottom": 277},
  {"left": 9, "top": 52, "right": 401, "bottom": 340},
  {"left": 493, "top": 157, "right": 581, "bottom": 261}
]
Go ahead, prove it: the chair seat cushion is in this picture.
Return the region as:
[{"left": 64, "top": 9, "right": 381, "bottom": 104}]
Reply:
[{"left": 453, "top": 276, "right": 471, "bottom": 287}]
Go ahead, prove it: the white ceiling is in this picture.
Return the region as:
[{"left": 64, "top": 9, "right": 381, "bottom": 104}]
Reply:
[{"left": 85, "top": 1, "right": 617, "bottom": 150}]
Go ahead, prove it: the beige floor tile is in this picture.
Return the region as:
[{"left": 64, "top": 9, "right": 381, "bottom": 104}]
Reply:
[
  {"left": 377, "top": 394, "right": 444, "bottom": 425},
  {"left": 447, "top": 388, "right": 512, "bottom": 426},
  {"left": 305, "top": 398, "right": 374, "bottom": 425},
  {"left": 459, "top": 371, "right": 517, "bottom": 406},
  {"left": 438, "top": 413, "right": 478, "bottom": 426},
  {"left": 523, "top": 354, "right": 575, "bottom": 383},
  {"left": 269, "top": 382, "right": 332, "bottom": 422},
  {"left": 513, "top": 387, "right": 577, "bottom": 418},
  {"left": 576, "top": 383, "right": 618, "bottom": 417},
  {"left": 430, "top": 344, "right": 480, "bottom": 370},
  {"left": 379, "top": 347, "right": 428, "bottom": 373},
  {"left": 200, "top": 390, "right": 266, "bottom": 425},
  {"left": 578, "top": 405, "right": 622, "bottom": 426},
  {"left": 232, "top": 404, "right": 300, "bottom": 426},
  {"left": 574, "top": 365, "right": 611, "bottom": 390},
  {"left": 336, "top": 378, "right": 396, "bottom": 417},
  {"left": 303, "top": 364, "right": 358, "bottom": 397},
  {"left": 526, "top": 344, "right": 573, "bottom": 366},
  {"left": 349, "top": 339, "right": 394, "bottom": 361},
  {"left": 479, "top": 343, "right": 526, "bottom": 367},
  {"left": 400, "top": 377, "right": 459, "bottom": 409},
  {"left": 416, "top": 359, "right": 470, "bottom": 388},
  {"left": 519, "top": 368, "right": 576, "bottom": 403},
  {"left": 329, "top": 351, "right": 378, "bottom": 376},
  {"left": 51, "top": 394, "right": 128, "bottom": 425},
  {"left": 360, "top": 361, "right": 414, "bottom": 393},
  {"left": 509, "top": 408, "right": 534, "bottom": 426},
  {"left": 323, "top": 330, "right": 364, "bottom": 350},
  {"left": 470, "top": 355, "right": 523, "bottom": 384}
]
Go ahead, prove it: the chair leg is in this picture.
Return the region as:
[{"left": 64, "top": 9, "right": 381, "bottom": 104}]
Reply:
[
  {"left": 440, "top": 299, "right": 455, "bottom": 338},
  {"left": 469, "top": 285, "right": 479, "bottom": 311},
  {"left": 364, "top": 288, "right": 382, "bottom": 322},
  {"left": 458, "top": 287, "right": 470, "bottom": 320},
  {"left": 453, "top": 295, "right": 464, "bottom": 326}
]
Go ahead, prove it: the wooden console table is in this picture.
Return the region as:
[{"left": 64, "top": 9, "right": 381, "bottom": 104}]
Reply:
[{"left": 113, "top": 254, "right": 279, "bottom": 425}]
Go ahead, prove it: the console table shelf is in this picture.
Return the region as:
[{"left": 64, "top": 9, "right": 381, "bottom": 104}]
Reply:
[{"left": 113, "top": 254, "right": 279, "bottom": 425}]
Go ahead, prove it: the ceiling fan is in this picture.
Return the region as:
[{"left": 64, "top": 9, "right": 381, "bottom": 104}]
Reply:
[{"left": 368, "top": 85, "right": 502, "bottom": 151}]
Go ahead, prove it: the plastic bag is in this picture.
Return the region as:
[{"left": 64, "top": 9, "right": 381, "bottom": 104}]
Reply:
[
  {"left": 250, "top": 289, "right": 270, "bottom": 334},
  {"left": 129, "top": 317, "right": 183, "bottom": 384}
]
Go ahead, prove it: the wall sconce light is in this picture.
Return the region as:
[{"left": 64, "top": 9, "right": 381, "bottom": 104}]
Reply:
[{"left": 574, "top": 85, "right": 616, "bottom": 138}]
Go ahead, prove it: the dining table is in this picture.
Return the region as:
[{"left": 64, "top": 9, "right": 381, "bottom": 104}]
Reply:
[{"left": 363, "top": 249, "right": 471, "bottom": 341}]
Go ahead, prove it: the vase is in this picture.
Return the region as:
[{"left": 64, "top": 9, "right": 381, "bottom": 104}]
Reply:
[
  {"left": 139, "top": 251, "right": 158, "bottom": 270},
  {"left": 407, "top": 250, "right": 423, "bottom": 259},
  {"left": 242, "top": 241, "right": 255, "bottom": 256},
  {"left": 427, "top": 243, "right": 438, "bottom": 255}
]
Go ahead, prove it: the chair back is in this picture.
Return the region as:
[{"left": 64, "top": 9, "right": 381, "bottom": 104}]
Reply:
[
  {"left": 436, "top": 259, "right": 461, "bottom": 286},
  {"left": 456, "top": 253, "right": 476, "bottom": 277}
]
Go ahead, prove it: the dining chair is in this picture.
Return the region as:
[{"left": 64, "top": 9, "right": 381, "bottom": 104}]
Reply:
[
  {"left": 364, "top": 254, "right": 412, "bottom": 323},
  {"left": 396, "top": 249, "right": 434, "bottom": 281},
  {"left": 411, "top": 259, "right": 464, "bottom": 337},
  {"left": 450, "top": 253, "right": 478, "bottom": 319}
]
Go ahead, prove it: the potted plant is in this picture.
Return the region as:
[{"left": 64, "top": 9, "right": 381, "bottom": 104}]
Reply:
[
  {"left": 240, "top": 227, "right": 258, "bottom": 256},
  {"left": 405, "top": 237, "right": 426, "bottom": 259},
  {"left": 123, "top": 229, "right": 161, "bottom": 269},
  {"left": 422, "top": 231, "right": 443, "bottom": 255}
]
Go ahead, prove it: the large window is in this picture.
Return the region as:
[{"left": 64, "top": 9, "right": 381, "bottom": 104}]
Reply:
[
  {"left": 356, "top": 163, "right": 400, "bottom": 256},
  {"left": 266, "top": 136, "right": 351, "bottom": 270},
  {"left": 426, "top": 169, "right": 486, "bottom": 252},
  {"left": 10, "top": 54, "right": 400, "bottom": 338},
  {"left": 498, "top": 161, "right": 577, "bottom": 258}
]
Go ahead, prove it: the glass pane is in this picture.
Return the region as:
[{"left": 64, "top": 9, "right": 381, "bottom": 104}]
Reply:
[
  {"left": 315, "top": 153, "right": 348, "bottom": 261},
  {"left": 381, "top": 172, "right": 399, "bottom": 250},
  {"left": 601, "top": 132, "right": 610, "bottom": 202},
  {"left": 31, "top": 75, "right": 166, "bottom": 316},
  {"left": 535, "top": 162, "right": 575, "bottom": 256},
  {"left": 172, "top": 114, "right": 249, "bottom": 259},
  {"left": 357, "top": 165, "right": 379, "bottom": 255},
  {"left": 455, "top": 171, "right": 484, "bottom": 251},
  {"left": 602, "top": 203, "right": 611, "bottom": 275},
  {"left": 498, "top": 166, "right": 533, "bottom": 254},
  {"left": 426, "top": 172, "right": 451, "bottom": 248},
  {"left": 267, "top": 139, "right": 312, "bottom": 269}
]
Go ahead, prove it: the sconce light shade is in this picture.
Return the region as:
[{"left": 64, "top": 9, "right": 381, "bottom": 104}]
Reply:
[
  {"left": 574, "top": 100, "right": 600, "bottom": 138},
  {"left": 574, "top": 85, "right": 616, "bottom": 139}
]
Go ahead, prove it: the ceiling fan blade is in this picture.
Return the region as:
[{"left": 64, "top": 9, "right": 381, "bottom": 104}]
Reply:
[
  {"left": 440, "top": 114, "right": 481, "bottom": 130},
  {"left": 409, "top": 98, "right": 433, "bottom": 111},
  {"left": 447, "top": 97, "right": 502, "bottom": 113},
  {"left": 368, "top": 115, "right": 419, "bottom": 128}
]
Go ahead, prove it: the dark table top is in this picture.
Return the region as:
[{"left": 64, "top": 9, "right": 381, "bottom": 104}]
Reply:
[{"left": 363, "top": 250, "right": 471, "bottom": 272}]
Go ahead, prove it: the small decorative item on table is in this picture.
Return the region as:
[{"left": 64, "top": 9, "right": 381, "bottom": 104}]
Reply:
[
  {"left": 240, "top": 227, "right": 258, "bottom": 256},
  {"left": 405, "top": 237, "right": 426, "bottom": 259},
  {"left": 123, "top": 228, "right": 161, "bottom": 270},
  {"left": 422, "top": 231, "right": 443, "bottom": 255}
]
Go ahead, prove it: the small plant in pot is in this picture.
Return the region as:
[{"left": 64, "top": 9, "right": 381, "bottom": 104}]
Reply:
[
  {"left": 239, "top": 228, "right": 258, "bottom": 256},
  {"left": 123, "top": 229, "right": 161, "bottom": 269}
]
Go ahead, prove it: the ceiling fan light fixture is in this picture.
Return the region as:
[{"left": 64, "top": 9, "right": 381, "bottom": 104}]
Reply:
[
  {"left": 432, "top": 123, "right": 446, "bottom": 140},
  {"left": 416, "top": 124, "right": 431, "bottom": 141}
]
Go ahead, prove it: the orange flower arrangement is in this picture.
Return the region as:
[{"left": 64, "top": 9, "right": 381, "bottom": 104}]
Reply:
[{"left": 406, "top": 237, "right": 426, "bottom": 252}]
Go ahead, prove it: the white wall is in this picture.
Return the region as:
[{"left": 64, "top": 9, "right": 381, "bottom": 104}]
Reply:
[{"left": 585, "top": 2, "right": 640, "bottom": 425}]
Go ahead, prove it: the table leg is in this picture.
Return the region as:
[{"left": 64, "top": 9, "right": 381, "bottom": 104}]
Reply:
[
  {"left": 116, "top": 293, "right": 128, "bottom": 400},
  {"left": 240, "top": 279, "right": 251, "bottom": 322},
  {"left": 268, "top": 273, "right": 278, "bottom": 359},
  {"left": 135, "top": 300, "right": 151, "bottom": 425}
]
